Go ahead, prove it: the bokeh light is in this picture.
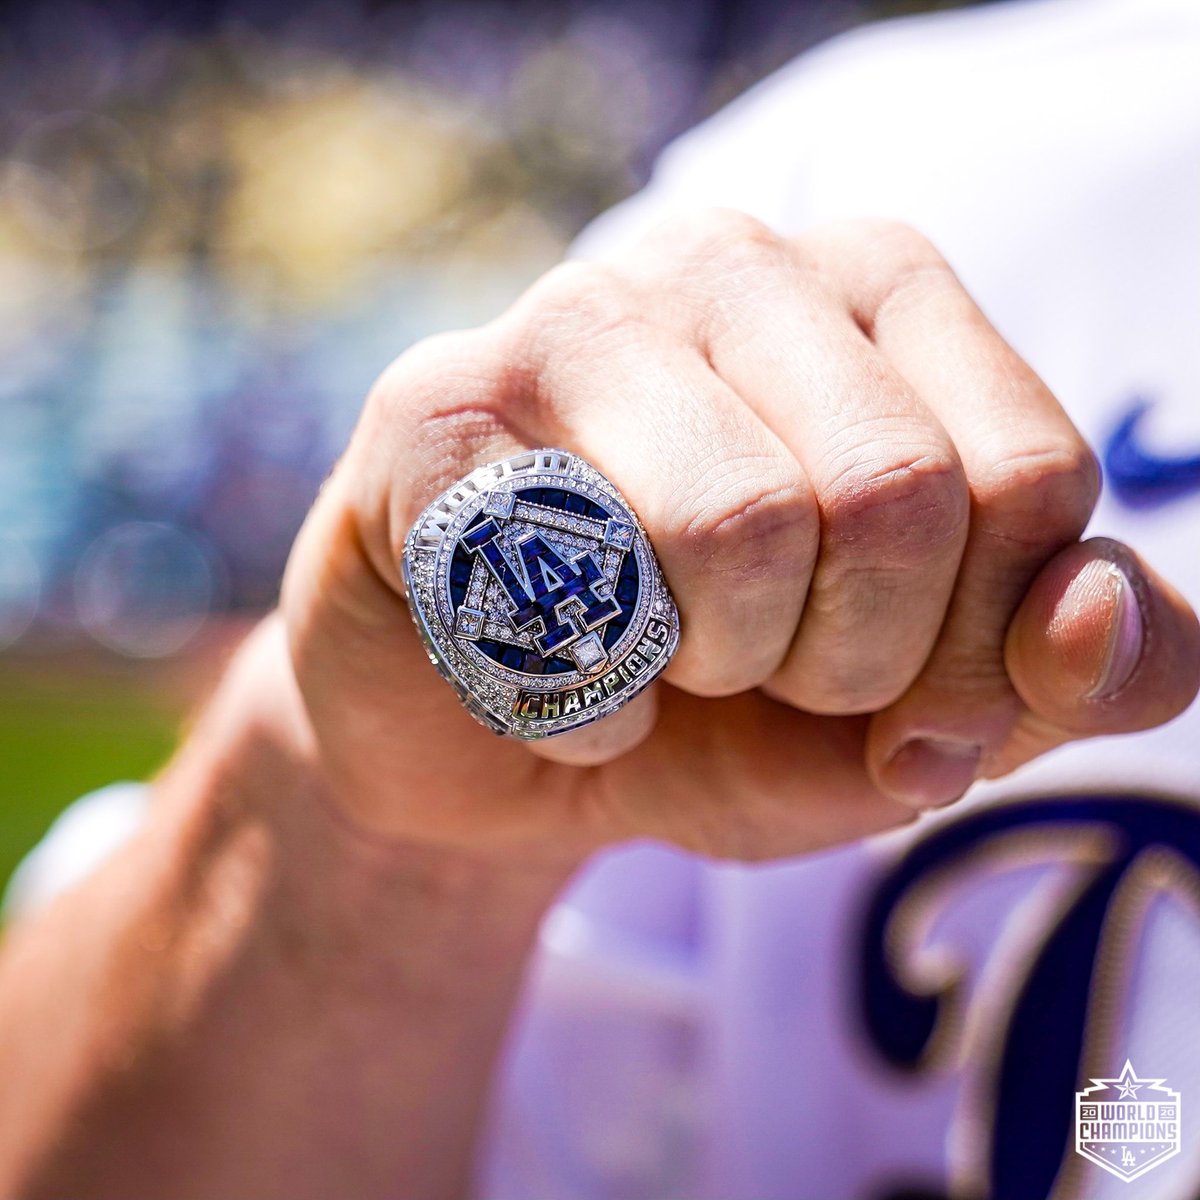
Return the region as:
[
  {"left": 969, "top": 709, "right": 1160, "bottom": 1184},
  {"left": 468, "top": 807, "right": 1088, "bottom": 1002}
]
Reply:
[
  {"left": 0, "top": 538, "right": 41, "bottom": 651},
  {"left": 6, "top": 112, "right": 148, "bottom": 252},
  {"left": 74, "top": 521, "right": 220, "bottom": 658}
]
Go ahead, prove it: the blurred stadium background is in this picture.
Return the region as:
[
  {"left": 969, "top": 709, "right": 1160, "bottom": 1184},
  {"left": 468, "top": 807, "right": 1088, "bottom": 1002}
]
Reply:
[{"left": 0, "top": 0, "right": 973, "bottom": 888}]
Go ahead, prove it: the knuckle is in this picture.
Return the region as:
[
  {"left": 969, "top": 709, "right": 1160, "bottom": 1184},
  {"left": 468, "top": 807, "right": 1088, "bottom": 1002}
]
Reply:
[
  {"left": 362, "top": 330, "right": 524, "bottom": 542},
  {"left": 856, "top": 218, "right": 946, "bottom": 269},
  {"left": 820, "top": 450, "right": 969, "bottom": 566},
  {"left": 808, "top": 218, "right": 953, "bottom": 334},
  {"left": 646, "top": 208, "right": 794, "bottom": 347},
  {"left": 806, "top": 217, "right": 948, "bottom": 284},
  {"left": 975, "top": 441, "right": 1101, "bottom": 546},
  {"left": 511, "top": 261, "right": 635, "bottom": 356},
  {"left": 368, "top": 329, "right": 502, "bottom": 424},
  {"left": 663, "top": 206, "right": 784, "bottom": 280}
]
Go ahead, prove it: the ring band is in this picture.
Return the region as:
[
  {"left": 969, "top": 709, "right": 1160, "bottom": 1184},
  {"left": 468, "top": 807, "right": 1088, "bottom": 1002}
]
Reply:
[{"left": 402, "top": 448, "right": 680, "bottom": 738}]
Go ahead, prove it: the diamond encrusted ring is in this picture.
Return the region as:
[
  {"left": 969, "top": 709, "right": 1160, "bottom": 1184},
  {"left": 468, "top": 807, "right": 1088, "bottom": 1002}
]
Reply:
[{"left": 401, "top": 448, "right": 681, "bottom": 738}]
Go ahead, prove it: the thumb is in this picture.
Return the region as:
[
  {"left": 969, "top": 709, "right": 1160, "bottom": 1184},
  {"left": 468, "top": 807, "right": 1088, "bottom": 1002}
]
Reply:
[{"left": 1004, "top": 536, "right": 1200, "bottom": 739}]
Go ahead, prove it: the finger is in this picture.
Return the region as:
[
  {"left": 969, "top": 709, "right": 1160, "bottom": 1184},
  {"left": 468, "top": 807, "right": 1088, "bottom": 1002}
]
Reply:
[
  {"left": 290, "top": 330, "right": 666, "bottom": 842},
  {"left": 287, "top": 330, "right": 553, "bottom": 809},
  {"left": 628, "top": 209, "right": 970, "bottom": 714},
  {"left": 797, "top": 220, "right": 1101, "bottom": 806},
  {"left": 351, "top": 329, "right": 536, "bottom": 594},
  {"left": 530, "top": 687, "right": 660, "bottom": 766},
  {"left": 368, "top": 324, "right": 669, "bottom": 768},
  {"left": 497, "top": 260, "right": 819, "bottom": 702},
  {"left": 1001, "top": 537, "right": 1200, "bottom": 748}
]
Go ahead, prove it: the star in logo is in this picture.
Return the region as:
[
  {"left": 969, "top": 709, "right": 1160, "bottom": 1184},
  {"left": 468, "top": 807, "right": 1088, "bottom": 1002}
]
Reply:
[
  {"left": 1086, "top": 1059, "right": 1163, "bottom": 1102},
  {"left": 1115, "top": 1062, "right": 1144, "bottom": 1100}
]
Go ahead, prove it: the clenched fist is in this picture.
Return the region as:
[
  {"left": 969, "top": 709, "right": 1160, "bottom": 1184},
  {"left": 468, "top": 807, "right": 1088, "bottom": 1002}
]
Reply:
[{"left": 281, "top": 211, "right": 1200, "bottom": 863}]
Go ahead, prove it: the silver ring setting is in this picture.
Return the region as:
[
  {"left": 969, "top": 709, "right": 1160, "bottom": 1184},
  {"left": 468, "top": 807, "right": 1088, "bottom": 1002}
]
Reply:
[{"left": 402, "top": 448, "right": 680, "bottom": 738}]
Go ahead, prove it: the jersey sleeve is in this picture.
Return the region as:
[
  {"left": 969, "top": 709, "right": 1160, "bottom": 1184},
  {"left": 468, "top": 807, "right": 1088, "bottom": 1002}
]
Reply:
[{"left": 2, "top": 782, "right": 152, "bottom": 921}]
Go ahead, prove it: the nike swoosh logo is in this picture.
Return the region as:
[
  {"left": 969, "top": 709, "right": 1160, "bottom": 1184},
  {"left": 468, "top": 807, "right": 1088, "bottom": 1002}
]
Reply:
[{"left": 1103, "top": 398, "right": 1200, "bottom": 508}]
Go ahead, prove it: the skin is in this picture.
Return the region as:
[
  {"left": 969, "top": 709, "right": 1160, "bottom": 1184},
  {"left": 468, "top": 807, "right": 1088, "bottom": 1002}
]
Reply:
[{"left": 0, "top": 212, "right": 1196, "bottom": 1199}]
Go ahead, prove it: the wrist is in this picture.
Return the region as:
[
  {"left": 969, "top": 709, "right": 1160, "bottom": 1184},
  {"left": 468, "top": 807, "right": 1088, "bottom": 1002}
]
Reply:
[
  {"left": 155, "top": 615, "right": 579, "bottom": 1000},
  {"left": 5, "top": 614, "right": 576, "bottom": 1200}
]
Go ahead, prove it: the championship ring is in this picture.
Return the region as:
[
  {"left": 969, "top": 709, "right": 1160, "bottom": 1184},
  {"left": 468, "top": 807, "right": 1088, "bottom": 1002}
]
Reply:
[{"left": 401, "top": 448, "right": 680, "bottom": 738}]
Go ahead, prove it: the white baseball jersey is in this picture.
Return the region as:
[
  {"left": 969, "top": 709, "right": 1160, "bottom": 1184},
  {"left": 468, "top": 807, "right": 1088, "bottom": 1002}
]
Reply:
[{"left": 8, "top": 1, "right": 1200, "bottom": 1197}]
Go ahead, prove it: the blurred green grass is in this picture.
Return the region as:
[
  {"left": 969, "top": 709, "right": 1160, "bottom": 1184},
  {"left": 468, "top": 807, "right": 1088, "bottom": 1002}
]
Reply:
[{"left": 0, "top": 669, "right": 179, "bottom": 894}]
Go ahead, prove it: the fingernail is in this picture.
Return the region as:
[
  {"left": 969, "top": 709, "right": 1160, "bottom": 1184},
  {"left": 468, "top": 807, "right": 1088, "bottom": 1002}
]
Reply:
[
  {"left": 884, "top": 738, "right": 982, "bottom": 808},
  {"left": 1089, "top": 562, "right": 1144, "bottom": 700}
]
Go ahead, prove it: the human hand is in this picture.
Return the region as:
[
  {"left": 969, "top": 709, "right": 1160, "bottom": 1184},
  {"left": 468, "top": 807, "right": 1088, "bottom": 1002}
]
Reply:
[{"left": 280, "top": 212, "right": 1200, "bottom": 865}]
